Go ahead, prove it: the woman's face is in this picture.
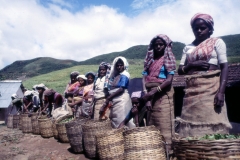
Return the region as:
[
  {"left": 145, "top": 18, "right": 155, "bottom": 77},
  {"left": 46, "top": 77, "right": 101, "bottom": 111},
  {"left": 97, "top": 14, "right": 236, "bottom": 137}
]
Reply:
[
  {"left": 153, "top": 38, "right": 166, "bottom": 56},
  {"left": 37, "top": 88, "right": 43, "bottom": 94},
  {"left": 70, "top": 75, "right": 77, "bottom": 84},
  {"left": 99, "top": 66, "right": 107, "bottom": 77},
  {"left": 131, "top": 98, "right": 140, "bottom": 108},
  {"left": 116, "top": 60, "right": 124, "bottom": 73},
  {"left": 192, "top": 19, "right": 211, "bottom": 42},
  {"left": 78, "top": 78, "right": 86, "bottom": 86},
  {"left": 87, "top": 75, "right": 94, "bottom": 84}
]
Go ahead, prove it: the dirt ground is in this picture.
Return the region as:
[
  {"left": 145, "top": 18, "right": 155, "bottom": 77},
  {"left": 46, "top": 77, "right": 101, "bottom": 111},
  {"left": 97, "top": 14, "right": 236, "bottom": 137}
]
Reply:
[{"left": 0, "top": 124, "right": 89, "bottom": 160}]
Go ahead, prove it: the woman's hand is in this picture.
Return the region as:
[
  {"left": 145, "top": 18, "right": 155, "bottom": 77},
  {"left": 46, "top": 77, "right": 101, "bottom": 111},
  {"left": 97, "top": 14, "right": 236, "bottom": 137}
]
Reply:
[
  {"left": 142, "top": 89, "right": 157, "bottom": 102},
  {"left": 131, "top": 106, "right": 138, "bottom": 116},
  {"left": 214, "top": 92, "right": 224, "bottom": 107},
  {"left": 190, "top": 60, "right": 210, "bottom": 70}
]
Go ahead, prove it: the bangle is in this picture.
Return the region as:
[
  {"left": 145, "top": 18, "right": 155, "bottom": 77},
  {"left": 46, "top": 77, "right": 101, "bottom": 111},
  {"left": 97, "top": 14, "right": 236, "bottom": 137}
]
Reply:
[
  {"left": 157, "top": 86, "right": 162, "bottom": 92},
  {"left": 143, "top": 90, "right": 147, "bottom": 93},
  {"left": 182, "top": 66, "right": 186, "bottom": 73}
]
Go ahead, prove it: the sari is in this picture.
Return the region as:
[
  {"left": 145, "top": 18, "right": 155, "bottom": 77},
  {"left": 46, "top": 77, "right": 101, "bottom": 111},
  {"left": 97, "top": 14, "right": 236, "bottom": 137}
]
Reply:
[
  {"left": 143, "top": 34, "right": 176, "bottom": 148},
  {"left": 177, "top": 37, "right": 232, "bottom": 137},
  {"left": 108, "top": 57, "right": 135, "bottom": 128}
]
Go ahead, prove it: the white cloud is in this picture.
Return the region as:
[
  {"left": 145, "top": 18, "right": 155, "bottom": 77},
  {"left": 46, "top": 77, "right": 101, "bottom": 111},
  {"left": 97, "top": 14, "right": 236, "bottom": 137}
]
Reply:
[{"left": 0, "top": 0, "right": 240, "bottom": 69}]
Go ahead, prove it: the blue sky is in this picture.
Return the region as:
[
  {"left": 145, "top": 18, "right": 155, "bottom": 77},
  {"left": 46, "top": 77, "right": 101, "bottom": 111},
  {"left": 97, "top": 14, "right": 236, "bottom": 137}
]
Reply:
[{"left": 0, "top": 0, "right": 240, "bottom": 69}]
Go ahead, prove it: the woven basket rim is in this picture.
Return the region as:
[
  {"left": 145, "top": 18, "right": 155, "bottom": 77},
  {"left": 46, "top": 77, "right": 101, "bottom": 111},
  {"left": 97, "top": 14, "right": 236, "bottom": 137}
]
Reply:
[
  {"left": 82, "top": 119, "right": 110, "bottom": 127},
  {"left": 56, "top": 115, "right": 74, "bottom": 124},
  {"left": 173, "top": 138, "right": 240, "bottom": 143},
  {"left": 123, "top": 125, "right": 158, "bottom": 135},
  {"left": 96, "top": 128, "right": 124, "bottom": 138}
]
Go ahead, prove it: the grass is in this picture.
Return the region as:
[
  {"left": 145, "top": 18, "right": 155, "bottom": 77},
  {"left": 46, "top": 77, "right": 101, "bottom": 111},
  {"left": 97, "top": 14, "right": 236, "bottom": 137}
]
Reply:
[{"left": 22, "top": 57, "right": 237, "bottom": 94}]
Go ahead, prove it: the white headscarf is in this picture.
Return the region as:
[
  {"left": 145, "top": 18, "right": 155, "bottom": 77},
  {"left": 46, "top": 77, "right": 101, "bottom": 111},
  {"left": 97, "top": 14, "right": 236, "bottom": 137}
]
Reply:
[{"left": 109, "top": 56, "right": 130, "bottom": 79}]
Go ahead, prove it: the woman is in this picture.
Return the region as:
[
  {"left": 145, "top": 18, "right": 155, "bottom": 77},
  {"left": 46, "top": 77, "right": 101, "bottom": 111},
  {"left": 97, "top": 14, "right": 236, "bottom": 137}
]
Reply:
[
  {"left": 64, "top": 71, "right": 80, "bottom": 101},
  {"left": 36, "top": 83, "right": 48, "bottom": 110},
  {"left": 23, "top": 90, "right": 35, "bottom": 113},
  {"left": 42, "top": 89, "right": 69, "bottom": 117},
  {"left": 93, "top": 62, "right": 111, "bottom": 120},
  {"left": 81, "top": 72, "right": 95, "bottom": 117},
  {"left": 10, "top": 94, "right": 23, "bottom": 114},
  {"left": 141, "top": 34, "right": 176, "bottom": 148},
  {"left": 118, "top": 91, "right": 147, "bottom": 128},
  {"left": 177, "top": 13, "right": 231, "bottom": 137},
  {"left": 100, "top": 56, "right": 135, "bottom": 128},
  {"left": 69, "top": 75, "right": 87, "bottom": 117}
]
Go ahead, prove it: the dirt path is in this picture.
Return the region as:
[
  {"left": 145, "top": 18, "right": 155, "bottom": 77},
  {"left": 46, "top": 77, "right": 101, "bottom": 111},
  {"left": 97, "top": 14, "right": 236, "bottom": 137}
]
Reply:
[{"left": 0, "top": 125, "right": 89, "bottom": 160}]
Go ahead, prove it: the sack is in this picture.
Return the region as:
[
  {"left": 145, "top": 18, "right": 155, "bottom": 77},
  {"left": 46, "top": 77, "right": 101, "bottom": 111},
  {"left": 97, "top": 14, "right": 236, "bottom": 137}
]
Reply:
[
  {"left": 81, "top": 100, "right": 95, "bottom": 118},
  {"left": 52, "top": 100, "right": 69, "bottom": 120}
]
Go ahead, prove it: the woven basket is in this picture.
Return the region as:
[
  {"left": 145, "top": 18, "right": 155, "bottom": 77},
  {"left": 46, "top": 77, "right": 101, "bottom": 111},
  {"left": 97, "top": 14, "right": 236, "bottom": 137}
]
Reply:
[
  {"left": 21, "top": 114, "right": 32, "bottom": 133},
  {"left": 13, "top": 115, "right": 20, "bottom": 128},
  {"left": 82, "top": 120, "right": 112, "bottom": 159},
  {"left": 31, "top": 113, "right": 40, "bottom": 134},
  {"left": 173, "top": 138, "right": 240, "bottom": 159},
  {"left": 56, "top": 115, "right": 74, "bottom": 143},
  {"left": 96, "top": 128, "right": 124, "bottom": 160},
  {"left": 123, "top": 126, "right": 166, "bottom": 160},
  {"left": 19, "top": 114, "right": 23, "bottom": 130},
  {"left": 38, "top": 117, "right": 53, "bottom": 138},
  {"left": 65, "top": 118, "right": 89, "bottom": 153},
  {"left": 7, "top": 114, "right": 13, "bottom": 128},
  {"left": 52, "top": 120, "right": 58, "bottom": 139}
]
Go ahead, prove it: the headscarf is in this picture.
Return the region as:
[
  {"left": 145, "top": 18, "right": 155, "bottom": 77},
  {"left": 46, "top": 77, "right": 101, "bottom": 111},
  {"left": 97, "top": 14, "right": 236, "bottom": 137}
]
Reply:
[
  {"left": 36, "top": 83, "right": 48, "bottom": 90},
  {"left": 109, "top": 56, "right": 130, "bottom": 79},
  {"left": 11, "top": 94, "right": 18, "bottom": 99},
  {"left": 144, "top": 34, "right": 176, "bottom": 73},
  {"left": 131, "top": 91, "right": 143, "bottom": 98},
  {"left": 98, "top": 62, "right": 111, "bottom": 88},
  {"left": 190, "top": 13, "right": 214, "bottom": 30},
  {"left": 188, "top": 13, "right": 218, "bottom": 63},
  {"left": 77, "top": 75, "right": 87, "bottom": 80},
  {"left": 43, "top": 89, "right": 56, "bottom": 97},
  {"left": 24, "top": 90, "right": 33, "bottom": 97},
  {"left": 70, "top": 71, "right": 79, "bottom": 77}
]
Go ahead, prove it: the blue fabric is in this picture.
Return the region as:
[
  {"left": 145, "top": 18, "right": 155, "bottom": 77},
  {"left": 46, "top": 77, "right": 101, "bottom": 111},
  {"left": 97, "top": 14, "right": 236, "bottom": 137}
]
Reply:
[
  {"left": 117, "top": 74, "right": 129, "bottom": 88},
  {"left": 142, "top": 66, "right": 174, "bottom": 79}
]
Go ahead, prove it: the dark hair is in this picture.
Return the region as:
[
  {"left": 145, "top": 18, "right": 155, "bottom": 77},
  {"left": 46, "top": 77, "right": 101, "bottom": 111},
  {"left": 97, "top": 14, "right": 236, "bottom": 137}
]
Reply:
[
  {"left": 86, "top": 72, "right": 95, "bottom": 79},
  {"left": 151, "top": 37, "right": 166, "bottom": 48}
]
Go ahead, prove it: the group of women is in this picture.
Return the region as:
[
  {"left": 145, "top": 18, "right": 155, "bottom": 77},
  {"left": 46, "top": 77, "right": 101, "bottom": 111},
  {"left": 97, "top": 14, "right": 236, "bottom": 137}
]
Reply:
[{"left": 11, "top": 13, "right": 231, "bottom": 151}]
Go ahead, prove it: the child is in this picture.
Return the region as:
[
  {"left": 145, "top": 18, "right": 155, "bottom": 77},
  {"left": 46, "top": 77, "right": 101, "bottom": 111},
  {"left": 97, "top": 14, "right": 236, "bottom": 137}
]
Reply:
[
  {"left": 68, "top": 75, "right": 87, "bottom": 117},
  {"left": 118, "top": 91, "right": 147, "bottom": 128}
]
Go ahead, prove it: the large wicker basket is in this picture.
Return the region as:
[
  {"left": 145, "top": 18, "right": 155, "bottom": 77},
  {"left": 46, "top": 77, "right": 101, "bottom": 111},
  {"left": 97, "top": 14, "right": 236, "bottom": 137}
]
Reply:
[
  {"left": 82, "top": 120, "right": 112, "bottom": 159},
  {"left": 56, "top": 115, "right": 74, "bottom": 143},
  {"left": 38, "top": 116, "right": 53, "bottom": 138},
  {"left": 96, "top": 128, "right": 124, "bottom": 160},
  {"left": 65, "top": 118, "right": 89, "bottom": 153},
  {"left": 173, "top": 138, "right": 240, "bottom": 159},
  {"left": 7, "top": 114, "right": 13, "bottom": 128},
  {"left": 31, "top": 113, "right": 40, "bottom": 134},
  {"left": 21, "top": 114, "right": 32, "bottom": 133},
  {"left": 13, "top": 115, "right": 20, "bottom": 128},
  {"left": 123, "top": 126, "right": 166, "bottom": 160}
]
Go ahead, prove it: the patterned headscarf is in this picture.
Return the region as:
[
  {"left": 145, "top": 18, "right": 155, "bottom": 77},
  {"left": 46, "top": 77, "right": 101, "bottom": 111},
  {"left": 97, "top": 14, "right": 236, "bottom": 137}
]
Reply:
[
  {"left": 131, "top": 91, "right": 143, "bottom": 98},
  {"left": 109, "top": 56, "right": 130, "bottom": 79},
  {"left": 190, "top": 13, "right": 214, "bottom": 30},
  {"left": 144, "top": 34, "right": 176, "bottom": 72},
  {"left": 98, "top": 62, "right": 111, "bottom": 88}
]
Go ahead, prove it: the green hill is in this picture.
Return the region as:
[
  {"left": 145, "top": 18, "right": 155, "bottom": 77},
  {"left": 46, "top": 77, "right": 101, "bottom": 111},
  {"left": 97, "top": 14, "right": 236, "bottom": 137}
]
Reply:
[
  {"left": 79, "top": 42, "right": 185, "bottom": 65},
  {"left": 1, "top": 34, "right": 240, "bottom": 81},
  {"left": 0, "top": 57, "right": 79, "bottom": 80}
]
